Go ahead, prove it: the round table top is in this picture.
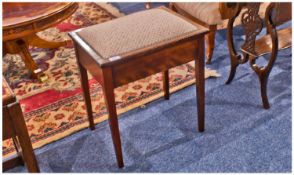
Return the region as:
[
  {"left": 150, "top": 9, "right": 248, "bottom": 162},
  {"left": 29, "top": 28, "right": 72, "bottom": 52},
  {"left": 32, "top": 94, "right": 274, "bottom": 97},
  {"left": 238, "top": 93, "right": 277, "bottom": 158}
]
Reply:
[
  {"left": 3, "top": 2, "right": 78, "bottom": 41},
  {"left": 3, "top": 3, "right": 73, "bottom": 27}
]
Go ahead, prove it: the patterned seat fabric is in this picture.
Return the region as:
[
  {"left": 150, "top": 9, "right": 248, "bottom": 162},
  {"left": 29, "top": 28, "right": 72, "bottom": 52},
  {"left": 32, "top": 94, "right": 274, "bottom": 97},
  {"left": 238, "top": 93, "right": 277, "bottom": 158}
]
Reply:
[
  {"left": 76, "top": 8, "right": 200, "bottom": 61},
  {"left": 174, "top": 3, "right": 223, "bottom": 25},
  {"left": 174, "top": 3, "right": 270, "bottom": 26}
]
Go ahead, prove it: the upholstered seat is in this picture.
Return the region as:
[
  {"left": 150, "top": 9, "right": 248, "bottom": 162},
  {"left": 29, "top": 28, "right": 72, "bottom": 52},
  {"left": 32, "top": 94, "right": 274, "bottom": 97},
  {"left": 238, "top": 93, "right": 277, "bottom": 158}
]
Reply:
[
  {"left": 75, "top": 8, "right": 203, "bottom": 66},
  {"left": 174, "top": 3, "right": 223, "bottom": 25}
]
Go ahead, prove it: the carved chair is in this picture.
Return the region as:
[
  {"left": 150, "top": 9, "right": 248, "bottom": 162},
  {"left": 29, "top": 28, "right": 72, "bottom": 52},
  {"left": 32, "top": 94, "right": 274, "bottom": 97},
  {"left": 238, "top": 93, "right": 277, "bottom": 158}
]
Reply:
[
  {"left": 146, "top": 2, "right": 268, "bottom": 64},
  {"left": 222, "top": 3, "right": 292, "bottom": 109}
]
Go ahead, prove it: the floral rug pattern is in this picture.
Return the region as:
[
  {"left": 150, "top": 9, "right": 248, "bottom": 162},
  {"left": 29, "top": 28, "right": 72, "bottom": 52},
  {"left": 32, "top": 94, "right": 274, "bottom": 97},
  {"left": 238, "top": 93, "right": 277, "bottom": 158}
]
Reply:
[{"left": 2, "top": 3, "right": 219, "bottom": 158}]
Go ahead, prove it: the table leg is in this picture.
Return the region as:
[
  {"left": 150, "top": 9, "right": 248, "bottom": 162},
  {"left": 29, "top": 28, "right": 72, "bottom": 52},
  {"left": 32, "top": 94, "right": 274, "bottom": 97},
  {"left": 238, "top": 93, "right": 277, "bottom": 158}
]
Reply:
[
  {"left": 195, "top": 36, "right": 205, "bottom": 132},
  {"left": 28, "top": 34, "right": 69, "bottom": 49},
  {"left": 4, "top": 34, "right": 70, "bottom": 83},
  {"left": 17, "top": 40, "right": 48, "bottom": 82},
  {"left": 102, "top": 68, "right": 124, "bottom": 168}
]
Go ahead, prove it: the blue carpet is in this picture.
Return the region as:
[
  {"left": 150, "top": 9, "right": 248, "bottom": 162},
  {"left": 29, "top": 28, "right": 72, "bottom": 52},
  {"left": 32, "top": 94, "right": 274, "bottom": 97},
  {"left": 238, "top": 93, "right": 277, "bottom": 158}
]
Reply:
[
  {"left": 8, "top": 3, "right": 291, "bottom": 173},
  {"left": 111, "top": 2, "right": 167, "bottom": 14}
]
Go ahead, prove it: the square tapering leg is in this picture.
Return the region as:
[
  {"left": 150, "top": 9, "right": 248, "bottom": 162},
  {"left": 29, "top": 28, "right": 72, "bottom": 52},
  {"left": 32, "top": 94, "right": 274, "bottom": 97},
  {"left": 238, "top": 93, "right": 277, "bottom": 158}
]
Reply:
[
  {"left": 101, "top": 68, "right": 124, "bottom": 168},
  {"left": 163, "top": 70, "right": 170, "bottom": 100},
  {"left": 77, "top": 60, "right": 95, "bottom": 130},
  {"left": 195, "top": 36, "right": 205, "bottom": 132}
]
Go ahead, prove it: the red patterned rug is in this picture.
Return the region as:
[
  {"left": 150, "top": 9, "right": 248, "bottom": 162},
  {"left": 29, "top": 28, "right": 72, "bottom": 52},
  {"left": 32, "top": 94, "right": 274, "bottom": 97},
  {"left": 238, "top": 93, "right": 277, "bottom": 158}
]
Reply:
[{"left": 2, "top": 3, "right": 219, "bottom": 158}]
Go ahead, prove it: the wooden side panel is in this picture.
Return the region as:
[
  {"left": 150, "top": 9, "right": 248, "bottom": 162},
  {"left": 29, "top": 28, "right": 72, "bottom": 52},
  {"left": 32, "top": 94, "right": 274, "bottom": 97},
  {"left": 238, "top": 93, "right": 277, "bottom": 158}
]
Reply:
[
  {"left": 76, "top": 44, "right": 104, "bottom": 86},
  {"left": 112, "top": 38, "right": 199, "bottom": 87}
]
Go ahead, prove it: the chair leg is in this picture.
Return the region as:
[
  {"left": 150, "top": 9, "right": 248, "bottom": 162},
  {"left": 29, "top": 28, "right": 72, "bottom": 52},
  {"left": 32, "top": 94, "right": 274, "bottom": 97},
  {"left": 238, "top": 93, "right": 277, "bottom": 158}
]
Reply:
[
  {"left": 77, "top": 61, "right": 95, "bottom": 130},
  {"left": 225, "top": 57, "right": 239, "bottom": 84},
  {"left": 145, "top": 2, "right": 151, "bottom": 9},
  {"left": 225, "top": 12, "right": 244, "bottom": 84},
  {"left": 8, "top": 102, "right": 40, "bottom": 172},
  {"left": 169, "top": 3, "right": 175, "bottom": 11},
  {"left": 249, "top": 53, "right": 276, "bottom": 109},
  {"left": 102, "top": 68, "right": 124, "bottom": 168},
  {"left": 195, "top": 36, "right": 205, "bottom": 132},
  {"left": 205, "top": 28, "right": 216, "bottom": 64},
  {"left": 162, "top": 70, "right": 170, "bottom": 100},
  {"left": 258, "top": 74, "right": 270, "bottom": 109}
]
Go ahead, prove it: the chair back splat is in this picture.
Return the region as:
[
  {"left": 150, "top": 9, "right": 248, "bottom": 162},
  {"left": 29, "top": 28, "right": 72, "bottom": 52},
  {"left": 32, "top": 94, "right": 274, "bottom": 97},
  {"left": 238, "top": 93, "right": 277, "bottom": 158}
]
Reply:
[{"left": 225, "top": 2, "right": 292, "bottom": 109}]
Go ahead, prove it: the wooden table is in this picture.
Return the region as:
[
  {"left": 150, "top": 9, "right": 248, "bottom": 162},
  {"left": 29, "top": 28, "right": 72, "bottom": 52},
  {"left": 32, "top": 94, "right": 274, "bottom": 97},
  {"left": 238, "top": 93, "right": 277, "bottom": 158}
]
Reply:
[
  {"left": 3, "top": 2, "right": 78, "bottom": 82},
  {"left": 2, "top": 78, "right": 39, "bottom": 172}
]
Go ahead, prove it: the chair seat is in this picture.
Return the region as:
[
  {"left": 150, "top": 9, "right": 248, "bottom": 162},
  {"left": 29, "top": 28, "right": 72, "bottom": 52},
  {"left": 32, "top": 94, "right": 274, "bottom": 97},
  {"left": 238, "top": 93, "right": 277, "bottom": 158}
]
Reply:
[
  {"left": 174, "top": 3, "right": 223, "bottom": 25},
  {"left": 74, "top": 8, "right": 207, "bottom": 66},
  {"left": 242, "top": 27, "right": 292, "bottom": 57},
  {"left": 174, "top": 3, "right": 270, "bottom": 27}
]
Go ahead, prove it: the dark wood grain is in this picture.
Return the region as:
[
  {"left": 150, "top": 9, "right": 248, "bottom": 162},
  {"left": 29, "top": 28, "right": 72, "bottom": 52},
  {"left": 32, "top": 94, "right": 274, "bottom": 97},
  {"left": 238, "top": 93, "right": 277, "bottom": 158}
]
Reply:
[
  {"left": 163, "top": 70, "right": 170, "bottom": 100},
  {"left": 194, "top": 36, "right": 205, "bottom": 132},
  {"left": 75, "top": 49, "right": 96, "bottom": 130},
  {"left": 111, "top": 37, "right": 202, "bottom": 87},
  {"left": 101, "top": 67, "right": 124, "bottom": 168},
  {"left": 3, "top": 2, "right": 78, "bottom": 41},
  {"left": 222, "top": 2, "right": 292, "bottom": 109},
  {"left": 3, "top": 79, "right": 39, "bottom": 172},
  {"left": 3, "top": 2, "right": 78, "bottom": 82},
  {"left": 7, "top": 102, "right": 39, "bottom": 172},
  {"left": 205, "top": 26, "right": 217, "bottom": 64},
  {"left": 243, "top": 27, "right": 292, "bottom": 57}
]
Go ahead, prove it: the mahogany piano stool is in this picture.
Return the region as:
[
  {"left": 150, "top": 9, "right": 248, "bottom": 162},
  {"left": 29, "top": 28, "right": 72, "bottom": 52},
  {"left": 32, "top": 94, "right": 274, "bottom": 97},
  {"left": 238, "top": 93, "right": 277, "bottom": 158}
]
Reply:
[{"left": 69, "top": 6, "right": 208, "bottom": 168}]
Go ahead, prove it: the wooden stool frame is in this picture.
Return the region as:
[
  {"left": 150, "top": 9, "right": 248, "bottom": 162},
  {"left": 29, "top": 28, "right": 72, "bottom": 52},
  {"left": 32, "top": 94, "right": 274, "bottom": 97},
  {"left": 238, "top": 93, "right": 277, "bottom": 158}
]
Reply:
[{"left": 70, "top": 7, "right": 208, "bottom": 168}]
